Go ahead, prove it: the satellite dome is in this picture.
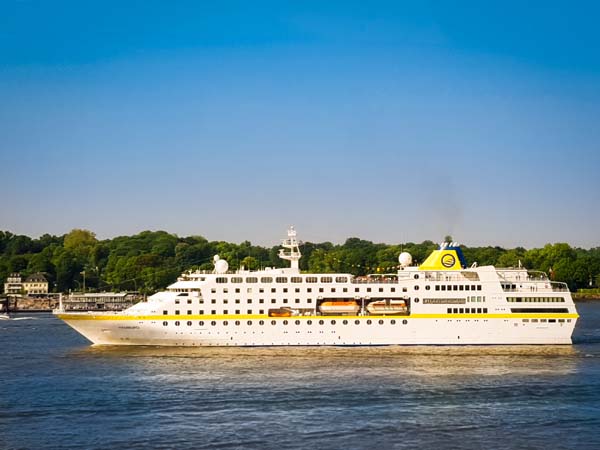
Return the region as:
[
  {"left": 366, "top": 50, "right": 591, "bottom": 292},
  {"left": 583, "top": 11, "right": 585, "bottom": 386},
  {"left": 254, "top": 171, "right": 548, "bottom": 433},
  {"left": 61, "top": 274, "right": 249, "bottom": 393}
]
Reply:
[
  {"left": 215, "top": 259, "right": 229, "bottom": 274},
  {"left": 399, "top": 252, "right": 413, "bottom": 267},
  {"left": 213, "top": 254, "right": 220, "bottom": 262}
]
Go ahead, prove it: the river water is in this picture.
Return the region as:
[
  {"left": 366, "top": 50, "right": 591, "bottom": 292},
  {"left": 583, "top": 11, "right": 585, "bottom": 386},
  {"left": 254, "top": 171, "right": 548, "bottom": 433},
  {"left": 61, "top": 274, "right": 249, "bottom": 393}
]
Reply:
[{"left": 1, "top": 303, "right": 600, "bottom": 450}]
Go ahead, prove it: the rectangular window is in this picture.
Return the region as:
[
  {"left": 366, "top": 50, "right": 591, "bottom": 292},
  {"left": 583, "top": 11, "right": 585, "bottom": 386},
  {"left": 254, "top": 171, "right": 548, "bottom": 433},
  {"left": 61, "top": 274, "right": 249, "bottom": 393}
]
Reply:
[
  {"left": 459, "top": 308, "right": 464, "bottom": 313},
  {"left": 235, "top": 299, "right": 240, "bottom": 304},
  {"left": 291, "top": 277, "right": 302, "bottom": 283},
  {"left": 336, "top": 276, "right": 348, "bottom": 283},
  {"left": 306, "top": 277, "right": 318, "bottom": 283},
  {"left": 477, "top": 308, "right": 482, "bottom": 313},
  {"left": 187, "top": 310, "right": 192, "bottom": 315},
  {"left": 276, "top": 277, "right": 288, "bottom": 283},
  {"left": 343, "top": 288, "right": 348, "bottom": 293},
  {"left": 211, "top": 310, "right": 216, "bottom": 315},
  {"left": 247, "top": 299, "right": 252, "bottom": 304},
  {"left": 247, "top": 310, "right": 252, "bottom": 314},
  {"left": 271, "top": 288, "right": 276, "bottom": 293},
  {"left": 259, "top": 299, "right": 264, "bottom": 304},
  {"left": 453, "top": 308, "right": 458, "bottom": 314},
  {"left": 321, "top": 277, "right": 333, "bottom": 283},
  {"left": 235, "top": 288, "right": 240, "bottom": 293},
  {"left": 235, "top": 310, "right": 240, "bottom": 314},
  {"left": 246, "top": 277, "right": 258, "bottom": 283},
  {"left": 435, "top": 285, "right": 440, "bottom": 291},
  {"left": 447, "top": 308, "right": 452, "bottom": 313},
  {"left": 187, "top": 299, "right": 192, "bottom": 304},
  {"left": 199, "top": 310, "right": 204, "bottom": 314},
  {"left": 175, "top": 310, "right": 180, "bottom": 315},
  {"left": 483, "top": 308, "right": 488, "bottom": 313},
  {"left": 459, "top": 285, "right": 464, "bottom": 291},
  {"left": 223, "top": 310, "right": 228, "bottom": 314},
  {"left": 261, "top": 277, "right": 273, "bottom": 283},
  {"left": 259, "top": 288, "right": 264, "bottom": 293},
  {"left": 231, "top": 277, "right": 243, "bottom": 283},
  {"left": 163, "top": 310, "right": 168, "bottom": 315}
]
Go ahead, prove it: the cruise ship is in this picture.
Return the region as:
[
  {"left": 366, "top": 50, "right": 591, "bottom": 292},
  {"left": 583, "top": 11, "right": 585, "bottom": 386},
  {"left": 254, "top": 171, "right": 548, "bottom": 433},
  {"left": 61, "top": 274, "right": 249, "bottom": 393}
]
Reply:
[{"left": 55, "top": 227, "right": 579, "bottom": 346}]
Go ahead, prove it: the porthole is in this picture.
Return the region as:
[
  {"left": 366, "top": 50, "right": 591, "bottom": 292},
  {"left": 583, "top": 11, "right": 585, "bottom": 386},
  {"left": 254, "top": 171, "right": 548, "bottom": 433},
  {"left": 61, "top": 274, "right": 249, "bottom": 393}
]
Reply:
[
  {"left": 235, "top": 320, "right": 240, "bottom": 325},
  {"left": 223, "top": 321, "right": 228, "bottom": 326},
  {"left": 199, "top": 321, "right": 204, "bottom": 326},
  {"left": 331, "top": 320, "right": 336, "bottom": 325},
  {"left": 307, "top": 320, "right": 312, "bottom": 325},
  {"left": 425, "top": 286, "right": 430, "bottom": 290},
  {"left": 283, "top": 320, "right": 288, "bottom": 325},
  {"left": 271, "top": 320, "right": 276, "bottom": 325},
  {"left": 187, "top": 321, "right": 192, "bottom": 326},
  {"left": 319, "top": 320, "right": 325, "bottom": 325},
  {"left": 247, "top": 320, "right": 252, "bottom": 325},
  {"left": 211, "top": 321, "right": 216, "bottom": 326},
  {"left": 343, "top": 320, "right": 348, "bottom": 325},
  {"left": 402, "top": 319, "right": 408, "bottom": 325},
  {"left": 259, "top": 320, "right": 264, "bottom": 325},
  {"left": 414, "top": 285, "right": 419, "bottom": 290},
  {"left": 355, "top": 320, "right": 360, "bottom": 325},
  {"left": 162, "top": 321, "right": 168, "bottom": 326},
  {"left": 414, "top": 298, "right": 419, "bottom": 303},
  {"left": 175, "top": 321, "right": 180, "bottom": 326},
  {"left": 378, "top": 319, "right": 384, "bottom": 325},
  {"left": 391, "top": 319, "right": 396, "bottom": 325},
  {"left": 414, "top": 274, "right": 419, "bottom": 279},
  {"left": 295, "top": 320, "right": 301, "bottom": 325},
  {"left": 367, "top": 320, "right": 372, "bottom": 325}
]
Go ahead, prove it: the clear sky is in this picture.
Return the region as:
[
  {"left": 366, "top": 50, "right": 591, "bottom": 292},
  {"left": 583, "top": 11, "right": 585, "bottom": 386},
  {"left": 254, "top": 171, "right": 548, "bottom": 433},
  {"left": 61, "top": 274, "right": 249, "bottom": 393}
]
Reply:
[{"left": 1, "top": 1, "right": 599, "bottom": 248}]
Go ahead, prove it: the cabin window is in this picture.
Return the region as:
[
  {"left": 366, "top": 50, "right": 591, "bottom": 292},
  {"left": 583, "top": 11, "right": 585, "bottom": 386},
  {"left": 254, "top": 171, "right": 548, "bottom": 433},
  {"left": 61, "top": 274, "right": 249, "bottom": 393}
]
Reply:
[
  {"left": 477, "top": 285, "right": 482, "bottom": 291},
  {"left": 295, "top": 299, "right": 300, "bottom": 304},
  {"left": 261, "top": 277, "right": 273, "bottom": 283},
  {"left": 235, "top": 310, "right": 240, "bottom": 314},
  {"left": 223, "top": 310, "right": 228, "bottom": 314},
  {"left": 163, "top": 310, "right": 168, "bottom": 315},
  {"left": 271, "top": 320, "right": 276, "bottom": 325},
  {"left": 276, "top": 277, "right": 288, "bottom": 283},
  {"left": 355, "top": 320, "right": 360, "bottom": 325},
  {"left": 175, "top": 310, "right": 180, "bottom": 315},
  {"left": 414, "top": 286, "right": 419, "bottom": 291},
  {"left": 331, "top": 288, "right": 336, "bottom": 293},
  {"left": 319, "top": 320, "right": 325, "bottom": 325},
  {"left": 343, "top": 320, "right": 348, "bottom": 325},
  {"left": 187, "top": 299, "right": 192, "bottom": 304},
  {"left": 379, "top": 288, "right": 384, "bottom": 292},
  {"left": 271, "top": 288, "right": 276, "bottom": 293},
  {"left": 336, "top": 276, "right": 348, "bottom": 283},
  {"left": 391, "top": 288, "right": 395, "bottom": 292},
  {"left": 175, "top": 321, "right": 180, "bottom": 326},
  {"left": 259, "top": 320, "right": 264, "bottom": 325},
  {"left": 211, "top": 310, "right": 216, "bottom": 314},
  {"left": 199, "top": 321, "right": 204, "bottom": 325},
  {"left": 235, "top": 288, "right": 240, "bottom": 293},
  {"left": 378, "top": 320, "right": 384, "bottom": 325},
  {"left": 231, "top": 277, "right": 243, "bottom": 283},
  {"left": 321, "top": 277, "right": 333, "bottom": 283},
  {"left": 175, "top": 300, "right": 180, "bottom": 304},
  {"left": 331, "top": 320, "right": 336, "bottom": 325},
  {"left": 216, "top": 277, "right": 227, "bottom": 283},
  {"left": 163, "top": 321, "right": 168, "bottom": 326},
  {"left": 199, "top": 310, "right": 204, "bottom": 314},
  {"left": 246, "top": 277, "right": 258, "bottom": 283},
  {"left": 187, "top": 310, "right": 192, "bottom": 315},
  {"left": 307, "top": 320, "right": 312, "bottom": 325},
  {"left": 391, "top": 320, "right": 396, "bottom": 324},
  {"left": 187, "top": 321, "right": 192, "bottom": 326},
  {"left": 483, "top": 308, "right": 488, "bottom": 313},
  {"left": 306, "top": 277, "right": 318, "bottom": 283},
  {"left": 367, "top": 320, "right": 372, "bottom": 325},
  {"left": 367, "top": 288, "right": 372, "bottom": 292},
  {"left": 247, "top": 320, "right": 253, "bottom": 325},
  {"left": 291, "top": 277, "right": 302, "bottom": 283},
  {"left": 447, "top": 308, "right": 452, "bottom": 313}
]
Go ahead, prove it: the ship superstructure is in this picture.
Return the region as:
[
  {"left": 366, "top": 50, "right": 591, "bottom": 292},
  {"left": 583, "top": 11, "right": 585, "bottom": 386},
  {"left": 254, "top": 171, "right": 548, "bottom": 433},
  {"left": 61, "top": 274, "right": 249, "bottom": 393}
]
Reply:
[{"left": 55, "top": 227, "right": 578, "bottom": 346}]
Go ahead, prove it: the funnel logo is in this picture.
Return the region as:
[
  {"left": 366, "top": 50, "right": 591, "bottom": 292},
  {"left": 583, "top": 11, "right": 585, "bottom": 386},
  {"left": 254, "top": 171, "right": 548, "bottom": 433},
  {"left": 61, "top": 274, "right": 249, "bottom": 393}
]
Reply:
[{"left": 441, "top": 254, "right": 456, "bottom": 268}]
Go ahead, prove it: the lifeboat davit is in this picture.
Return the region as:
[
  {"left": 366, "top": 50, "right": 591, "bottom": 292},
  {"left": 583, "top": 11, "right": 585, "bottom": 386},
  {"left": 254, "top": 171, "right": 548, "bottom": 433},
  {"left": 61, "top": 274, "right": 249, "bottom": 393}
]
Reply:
[
  {"left": 366, "top": 299, "right": 408, "bottom": 315},
  {"left": 319, "top": 301, "right": 360, "bottom": 315}
]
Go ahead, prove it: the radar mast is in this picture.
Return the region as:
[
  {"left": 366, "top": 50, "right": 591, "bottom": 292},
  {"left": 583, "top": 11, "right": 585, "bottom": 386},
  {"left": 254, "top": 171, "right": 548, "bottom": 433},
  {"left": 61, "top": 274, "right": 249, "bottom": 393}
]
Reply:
[{"left": 278, "top": 226, "right": 302, "bottom": 270}]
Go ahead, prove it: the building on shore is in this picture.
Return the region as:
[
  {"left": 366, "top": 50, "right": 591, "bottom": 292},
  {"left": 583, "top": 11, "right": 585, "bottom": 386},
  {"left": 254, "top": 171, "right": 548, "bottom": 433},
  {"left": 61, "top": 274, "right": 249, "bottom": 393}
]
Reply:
[{"left": 3, "top": 272, "right": 49, "bottom": 297}]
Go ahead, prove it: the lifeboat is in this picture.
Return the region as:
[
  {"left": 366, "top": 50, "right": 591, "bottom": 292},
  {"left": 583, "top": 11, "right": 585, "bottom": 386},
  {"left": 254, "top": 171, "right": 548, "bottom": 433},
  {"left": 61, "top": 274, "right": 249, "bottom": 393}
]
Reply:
[
  {"left": 366, "top": 299, "right": 408, "bottom": 315},
  {"left": 268, "top": 308, "right": 292, "bottom": 317},
  {"left": 319, "top": 301, "right": 360, "bottom": 315}
]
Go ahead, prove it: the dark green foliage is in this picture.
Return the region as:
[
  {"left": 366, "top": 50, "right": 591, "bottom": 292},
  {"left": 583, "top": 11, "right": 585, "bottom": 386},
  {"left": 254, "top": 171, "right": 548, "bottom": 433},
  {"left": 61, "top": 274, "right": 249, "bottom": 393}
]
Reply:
[{"left": 0, "top": 229, "right": 598, "bottom": 293}]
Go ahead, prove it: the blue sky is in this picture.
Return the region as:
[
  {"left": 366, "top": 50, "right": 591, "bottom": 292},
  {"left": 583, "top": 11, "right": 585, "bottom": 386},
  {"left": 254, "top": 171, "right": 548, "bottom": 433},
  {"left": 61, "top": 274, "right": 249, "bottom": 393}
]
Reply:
[{"left": 1, "top": 1, "right": 599, "bottom": 248}]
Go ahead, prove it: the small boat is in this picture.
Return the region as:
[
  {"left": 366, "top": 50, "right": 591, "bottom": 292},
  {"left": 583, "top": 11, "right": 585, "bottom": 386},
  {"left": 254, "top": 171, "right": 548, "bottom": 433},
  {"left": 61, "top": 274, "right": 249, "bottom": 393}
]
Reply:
[
  {"left": 319, "top": 301, "right": 360, "bottom": 315},
  {"left": 268, "top": 308, "right": 292, "bottom": 317},
  {"left": 0, "top": 313, "right": 9, "bottom": 320},
  {"left": 366, "top": 299, "right": 408, "bottom": 315}
]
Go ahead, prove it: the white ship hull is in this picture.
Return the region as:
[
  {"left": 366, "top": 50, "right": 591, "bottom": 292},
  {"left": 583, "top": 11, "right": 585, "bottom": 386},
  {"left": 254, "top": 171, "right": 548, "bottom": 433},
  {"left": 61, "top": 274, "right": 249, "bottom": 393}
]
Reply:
[{"left": 57, "top": 313, "right": 576, "bottom": 346}]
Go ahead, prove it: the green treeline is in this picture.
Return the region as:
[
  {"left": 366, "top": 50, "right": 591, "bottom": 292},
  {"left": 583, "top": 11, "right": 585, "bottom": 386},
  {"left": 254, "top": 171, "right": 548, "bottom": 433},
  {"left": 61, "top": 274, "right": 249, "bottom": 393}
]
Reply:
[{"left": 0, "top": 229, "right": 599, "bottom": 293}]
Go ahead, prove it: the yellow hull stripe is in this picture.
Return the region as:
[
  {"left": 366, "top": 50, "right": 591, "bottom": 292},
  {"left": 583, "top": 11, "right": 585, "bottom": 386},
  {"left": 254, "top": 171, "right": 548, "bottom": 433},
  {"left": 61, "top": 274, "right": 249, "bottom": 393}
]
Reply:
[{"left": 56, "top": 313, "right": 579, "bottom": 321}]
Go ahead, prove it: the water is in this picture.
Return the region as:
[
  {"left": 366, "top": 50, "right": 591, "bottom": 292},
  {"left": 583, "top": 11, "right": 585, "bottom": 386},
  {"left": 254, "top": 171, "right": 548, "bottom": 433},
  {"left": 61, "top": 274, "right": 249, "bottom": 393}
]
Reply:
[{"left": 1, "top": 304, "right": 600, "bottom": 450}]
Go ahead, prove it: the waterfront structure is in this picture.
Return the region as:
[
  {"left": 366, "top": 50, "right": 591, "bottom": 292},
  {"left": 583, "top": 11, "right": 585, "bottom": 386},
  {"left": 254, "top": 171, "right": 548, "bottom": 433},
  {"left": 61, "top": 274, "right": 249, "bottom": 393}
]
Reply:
[
  {"left": 63, "top": 292, "right": 141, "bottom": 311},
  {"left": 55, "top": 227, "right": 579, "bottom": 346},
  {"left": 3, "top": 272, "right": 48, "bottom": 296}
]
